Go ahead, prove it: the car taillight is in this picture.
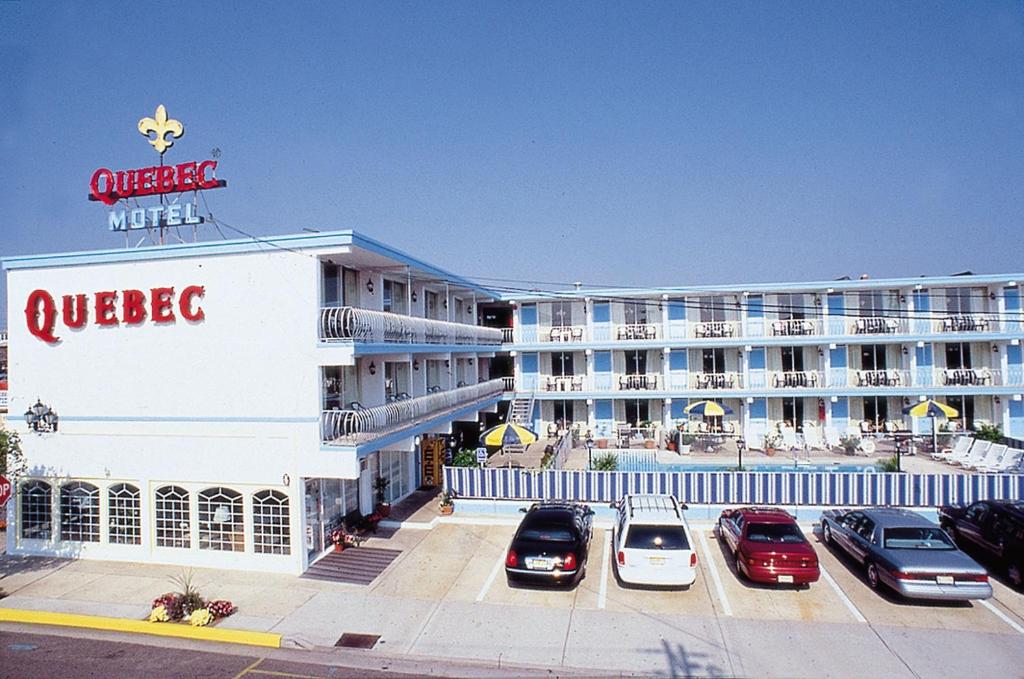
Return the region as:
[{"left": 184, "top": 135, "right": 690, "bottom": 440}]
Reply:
[
  {"left": 505, "top": 549, "right": 517, "bottom": 568},
  {"left": 617, "top": 550, "right": 625, "bottom": 566},
  {"left": 563, "top": 553, "right": 577, "bottom": 570},
  {"left": 961, "top": 574, "right": 989, "bottom": 582},
  {"left": 690, "top": 552, "right": 698, "bottom": 568},
  {"left": 892, "top": 570, "right": 932, "bottom": 580}
]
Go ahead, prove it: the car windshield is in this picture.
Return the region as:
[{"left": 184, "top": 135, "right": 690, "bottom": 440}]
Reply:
[
  {"left": 883, "top": 527, "right": 955, "bottom": 550},
  {"left": 518, "top": 520, "right": 575, "bottom": 542},
  {"left": 746, "top": 523, "right": 806, "bottom": 543},
  {"left": 624, "top": 525, "right": 689, "bottom": 550}
]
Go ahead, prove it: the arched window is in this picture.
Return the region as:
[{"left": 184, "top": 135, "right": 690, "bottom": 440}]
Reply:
[
  {"left": 154, "top": 485, "right": 190, "bottom": 548},
  {"left": 108, "top": 483, "right": 141, "bottom": 545},
  {"left": 198, "top": 487, "right": 243, "bottom": 552},
  {"left": 20, "top": 480, "right": 51, "bottom": 540},
  {"left": 60, "top": 482, "right": 100, "bottom": 542},
  {"left": 253, "top": 489, "right": 290, "bottom": 555}
]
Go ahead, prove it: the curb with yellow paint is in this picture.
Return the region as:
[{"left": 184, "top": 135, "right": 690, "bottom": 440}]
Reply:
[{"left": 0, "top": 608, "right": 282, "bottom": 648}]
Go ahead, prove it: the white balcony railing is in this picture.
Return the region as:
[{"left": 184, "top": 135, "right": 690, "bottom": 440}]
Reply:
[
  {"left": 501, "top": 376, "right": 516, "bottom": 391},
  {"left": 940, "top": 314, "right": 993, "bottom": 333},
  {"left": 501, "top": 328, "right": 515, "bottom": 343},
  {"left": 320, "top": 307, "right": 502, "bottom": 345},
  {"left": 616, "top": 374, "right": 661, "bottom": 391},
  {"left": 322, "top": 378, "right": 504, "bottom": 444},
  {"left": 770, "top": 319, "right": 820, "bottom": 337},
  {"left": 940, "top": 367, "right": 997, "bottom": 387},
  {"left": 691, "top": 372, "right": 742, "bottom": 389},
  {"left": 544, "top": 375, "right": 584, "bottom": 392},
  {"left": 850, "top": 317, "right": 904, "bottom": 335},
  {"left": 852, "top": 369, "right": 909, "bottom": 387},
  {"left": 693, "top": 321, "right": 737, "bottom": 339},
  {"left": 543, "top": 325, "right": 586, "bottom": 343},
  {"left": 615, "top": 324, "right": 659, "bottom": 341},
  {"left": 769, "top": 370, "right": 822, "bottom": 388}
]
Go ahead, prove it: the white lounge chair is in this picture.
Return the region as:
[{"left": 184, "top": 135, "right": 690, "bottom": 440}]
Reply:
[
  {"left": 824, "top": 426, "right": 842, "bottom": 449},
  {"left": 976, "top": 448, "right": 1023, "bottom": 474},
  {"left": 779, "top": 426, "right": 800, "bottom": 450},
  {"left": 803, "top": 425, "right": 826, "bottom": 450},
  {"left": 950, "top": 440, "right": 991, "bottom": 467},
  {"left": 931, "top": 435, "right": 971, "bottom": 461},
  {"left": 964, "top": 444, "right": 1008, "bottom": 471}
]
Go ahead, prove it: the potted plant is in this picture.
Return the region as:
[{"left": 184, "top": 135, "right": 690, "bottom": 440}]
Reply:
[
  {"left": 597, "top": 438, "right": 609, "bottom": 449},
  {"left": 373, "top": 476, "right": 391, "bottom": 517},
  {"left": 839, "top": 435, "right": 861, "bottom": 456},
  {"left": 678, "top": 434, "right": 696, "bottom": 455},
  {"left": 438, "top": 491, "right": 455, "bottom": 516},
  {"left": 329, "top": 525, "right": 363, "bottom": 551},
  {"left": 763, "top": 432, "right": 782, "bottom": 456}
]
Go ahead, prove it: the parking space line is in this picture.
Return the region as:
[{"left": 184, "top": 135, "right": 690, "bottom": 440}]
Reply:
[
  {"left": 475, "top": 551, "right": 506, "bottom": 602},
  {"left": 696, "top": 529, "right": 732, "bottom": 617},
  {"left": 818, "top": 562, "right": 867, "bottom": 623},
  {"left": 979, "top": 599, "right": 1024, "bottom": 636},
  {"left": 598, "top": 531, "right": 610, "bottom": 609}
]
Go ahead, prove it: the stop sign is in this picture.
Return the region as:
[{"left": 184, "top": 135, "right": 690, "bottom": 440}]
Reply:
[{"left": 0, "top": 475, "right": 10, "bottom": 506}]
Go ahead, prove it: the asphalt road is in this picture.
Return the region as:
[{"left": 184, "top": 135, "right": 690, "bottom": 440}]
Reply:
[{"left": 0, "top": 631, "right": 426, "bottom": 679}]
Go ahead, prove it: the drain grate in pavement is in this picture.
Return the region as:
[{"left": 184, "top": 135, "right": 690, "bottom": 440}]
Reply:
[{"left": 335, "top": 633, "right": 380, "bottom": 649}]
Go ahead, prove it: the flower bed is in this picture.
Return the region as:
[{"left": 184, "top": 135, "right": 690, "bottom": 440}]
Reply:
[{"left": 148, "top": 570, "right": 236, "bottom": 627}]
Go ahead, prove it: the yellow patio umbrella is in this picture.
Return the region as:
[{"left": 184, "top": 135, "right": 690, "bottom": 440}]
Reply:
[
  {"left": 684, "top": 400, "right": 734, "bottom": 417},
  {"left": 481, "top": 422, "right": 539, "bottom": 447},
  {"left": 902, "top": 399, "right": 959, "bottom": 454}
]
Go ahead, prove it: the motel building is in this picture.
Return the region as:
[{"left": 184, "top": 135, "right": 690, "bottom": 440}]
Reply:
[
  {"left": 3, "top": 231, "right": 505, "bottom": 574},
  {"left": 3, "top": 228, "right": 1024, "bottom": 576}
]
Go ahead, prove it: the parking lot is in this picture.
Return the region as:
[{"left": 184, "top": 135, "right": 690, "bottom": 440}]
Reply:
[{"left": 364, "top": 519, "right": 1024, "bottom": 677}]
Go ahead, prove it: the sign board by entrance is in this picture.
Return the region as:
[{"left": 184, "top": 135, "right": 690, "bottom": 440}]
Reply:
[
  {"left": 476, "top": 447, "right": 488, "bottom": 465},
  {"left": 0, "top": 475, "right": 10, "bottom": 506}
]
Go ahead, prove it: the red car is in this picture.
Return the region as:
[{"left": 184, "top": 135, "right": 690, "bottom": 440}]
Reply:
[{"left": 716, "top": 506, "right": 820, "bottom": 585}]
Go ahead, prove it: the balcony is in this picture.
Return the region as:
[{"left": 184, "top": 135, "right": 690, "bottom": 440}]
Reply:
[
  {"left": 940, "top": 367, "right": 996, "bottom": 387},
  {"left": 617, "top": 374, "right": 661, "bottom": 391},
  {"left": 693, "top": 321, "right": 737, "bottom": 339},
  {"left": 543, "top": 325, "right": 586, "bottom": 343},
  {"left": 544, "top": 375, "right": 584, "bottom": 392},
  {"left": 850, "top": 317, "right": 904, "bottom": 335},
  {"left": 770, "top": 319, "right": 820, "bottom": 337},
  {"left": 769, "top": 370, "right": 821, "bottom": 388},
  {"left": 940, "top": 314, "right": 992, "bottom": 333},
  {"left": 319, "top": 307, "right": 502, "bottom": 345},
  {"left": 615, "top": 324, "right": 659, "bottom": 341},
  {"left": 852, "top": 369, "right": 909, "bottom": 387},
  {"left": 321, "top": 378, "right": 504, "bottom": 445},
  {"left": 691, "top": 372, "right": 742, "bottom": 389}
]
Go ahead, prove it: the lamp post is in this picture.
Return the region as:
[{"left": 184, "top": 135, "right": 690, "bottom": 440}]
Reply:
[
  {"left": 736, "top": 437, "right": 746, "bottom": 471},
  {"left": 585, "top": 435, "right": 595, "bottom": 469},
  {"left": 24, "top": 399, "right": 58, "bottom": 433}
]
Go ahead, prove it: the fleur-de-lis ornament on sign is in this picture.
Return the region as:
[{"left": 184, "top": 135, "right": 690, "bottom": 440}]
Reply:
[{"left": 137, "top": 105, "right": 184, "bottom": 155}]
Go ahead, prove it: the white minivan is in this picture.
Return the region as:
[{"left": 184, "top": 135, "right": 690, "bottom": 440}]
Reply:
[{"left": 612, "top": 494, "right": 697, "bottom": 587}]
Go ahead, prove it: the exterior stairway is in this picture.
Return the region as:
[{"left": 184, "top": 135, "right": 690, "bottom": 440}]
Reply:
[{"left": 508, "top": 392, "right": 536, "bottom": 427}]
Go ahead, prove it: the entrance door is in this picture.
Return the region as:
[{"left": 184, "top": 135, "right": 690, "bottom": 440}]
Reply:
[
  {"left": 304, "top": 479, "right": 323, "bottom": 557},
  {"left": 359, "top": 458, "right": 374, "bottom": 515}
]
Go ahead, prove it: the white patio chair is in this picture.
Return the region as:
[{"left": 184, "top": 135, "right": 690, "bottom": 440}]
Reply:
[
  {"left": 802, "top": 424, "right": 825, "bottom": 450},
  {"left": 779, "top": 426, "right": 800, "bottom": 450},
  {"left": 964, "top": 444, "right": 1008, "bottom": 471},
  {"left": 976, "top": 448, "right": 1023, "bottom": 474},
  {"left": 931, "top": 435, "right": 971, "bottom": 461},
  {"left": 824, "top": 426, "right": 842, "bottom": 449},
  {"left": 949, "top": 440, "right": 991, "bottom": 467}
]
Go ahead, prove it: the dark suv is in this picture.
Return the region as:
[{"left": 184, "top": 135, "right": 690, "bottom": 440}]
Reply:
[{"left": 938, "top": 500, "right": 1024, "bottom": 588}]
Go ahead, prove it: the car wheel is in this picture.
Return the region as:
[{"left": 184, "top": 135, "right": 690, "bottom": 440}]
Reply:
[
  {"left": 1009, "top": 564, "right": 1023, "bottom": 589},
  {"left": 734, "top": 550, "right": 746, "bottom": 580},
  {"left": 822, "top": 522, "right": 833, "bottom": 546},
  {"left": 866, "top": 562, "right": 881, "bottom": 591}
]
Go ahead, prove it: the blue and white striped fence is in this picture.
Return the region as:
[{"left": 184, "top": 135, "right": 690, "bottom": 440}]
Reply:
[{"left": 444, "top": 467, "right": 1024, "bottom": 508}]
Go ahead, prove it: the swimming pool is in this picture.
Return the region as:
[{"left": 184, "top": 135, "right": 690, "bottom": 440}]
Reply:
[{"left": 611, "top": 461, "right": 879, "bottom": 473}]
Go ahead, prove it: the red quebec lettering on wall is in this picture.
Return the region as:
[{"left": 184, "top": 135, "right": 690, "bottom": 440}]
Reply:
[{"left": 24, "top": 286, "right": 205, "bottom": 344}]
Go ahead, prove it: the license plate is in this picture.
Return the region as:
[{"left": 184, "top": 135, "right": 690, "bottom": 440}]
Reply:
[
  {"left": 936, "top": 575, "right": 955, "bottom": 585},
  {"left": 648, "top": 556, "right": 666, "bottom": 566},
  {"left": 778, "top": 575, "right": 794, "bottom": 584},
  {"left": 526, "top": 557, "right": 554, "bottom": 571}
]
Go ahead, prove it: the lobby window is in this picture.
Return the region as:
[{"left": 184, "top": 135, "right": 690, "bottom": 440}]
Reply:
[
  {"left": 108, "top": 483, "right": 141, "bottom": 545},
  {"left": 155, "top": 485, "right": 191, "bottom": 549},
  {"left": 198, "top": 487, "right": 244, "bottom": 552},
  {"left": 253, "top": 490, "right": 290, "bottom": 555},
  {"left": 20, "top": 480, "right": 52, "bottom": 541},
  {"left": 60, "top": 482, "right": 100, "bottom": 543}
]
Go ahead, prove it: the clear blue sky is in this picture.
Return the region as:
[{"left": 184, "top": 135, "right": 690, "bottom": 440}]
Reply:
[{"left": 2, "top": 2, "right": 1023, "bottom": 321}]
